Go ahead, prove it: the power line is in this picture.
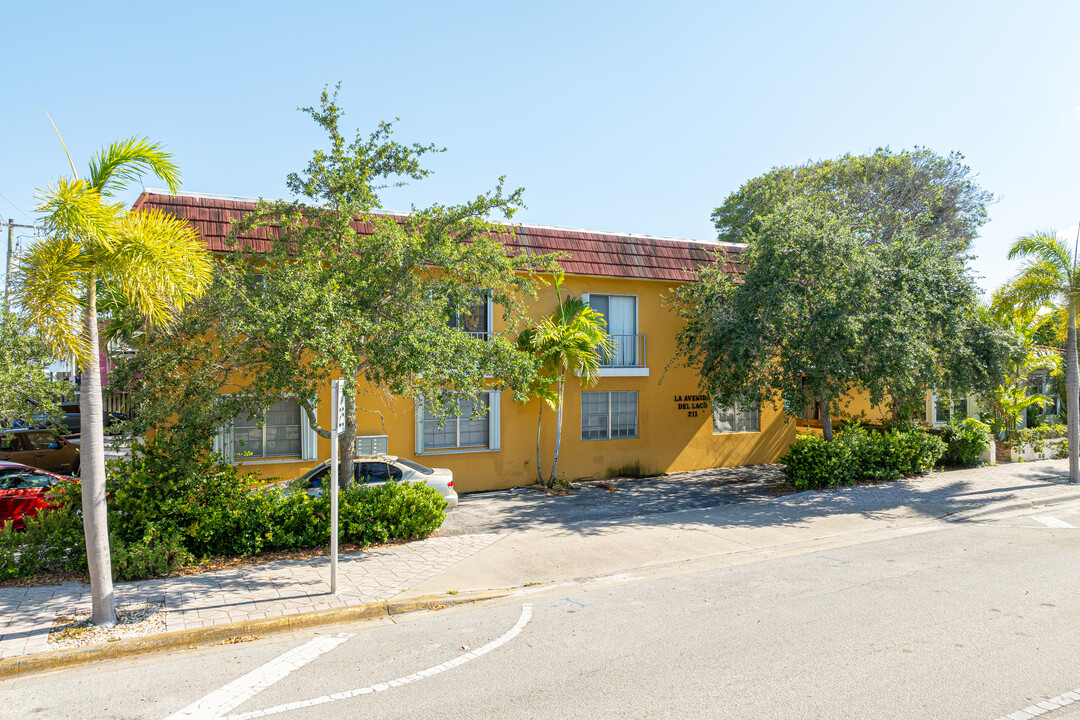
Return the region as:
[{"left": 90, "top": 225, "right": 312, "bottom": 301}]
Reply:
[{"left": 0, "top": 191, "right": 35, "bottom": 224}]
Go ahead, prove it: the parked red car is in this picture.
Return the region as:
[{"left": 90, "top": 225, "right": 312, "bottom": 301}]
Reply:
[{"left": 0, "top": 461, "right": 76, "bottom": 531}]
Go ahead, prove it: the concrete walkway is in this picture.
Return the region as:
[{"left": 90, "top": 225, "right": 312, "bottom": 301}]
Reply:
[{"left": 2, "top": 459, "right": 1078, "bottom": 660}]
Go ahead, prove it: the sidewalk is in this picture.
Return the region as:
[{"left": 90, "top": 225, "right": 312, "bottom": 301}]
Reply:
[{"left": 2, "top": 459, "right": 1077, "bottom": 662}]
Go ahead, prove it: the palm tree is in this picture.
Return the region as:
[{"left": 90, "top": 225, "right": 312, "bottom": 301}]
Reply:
[
  {"left": 518, "top": 272, "right": 612, "bottom": 487},
  {"left": 1005, "top": 231, "right": 1080, "bottom": 483},
  {"left": 15, "top": 135, "right": 212, "bottom": 625},
  {"left": 983, "top": 295, "right": 1061, "bottom": 439}
]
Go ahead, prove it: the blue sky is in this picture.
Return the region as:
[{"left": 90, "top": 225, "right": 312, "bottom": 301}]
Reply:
[{"left": 2, "top": 1, "right": 1079, "bottom": 295}]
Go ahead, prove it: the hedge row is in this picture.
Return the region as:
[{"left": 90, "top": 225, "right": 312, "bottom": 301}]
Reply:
[
  {"left": 779, "top": 424, "right": 945, "bottom": 490},
  {"left": 0, "top": 442, "right": 446, "bottom": 581}
]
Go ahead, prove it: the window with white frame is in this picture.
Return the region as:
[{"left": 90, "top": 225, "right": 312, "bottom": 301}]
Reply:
[
  {"left": 222, "top": 399, "right": 315, "bottom": 460},
  {"left": 712, "top": 401, "right": 760, "bottom": 433},
  {"left": 447, "top": 291, "right": 493, "bottom": 340},
  {"left": 416, "top": 391, "right": 501, "bottom": 453},
  {"left": 931, "top": 394, "right": 968, "bottom": 425},
  {"left": 581, "top": 391, "right": 638, "bottom": 440},
  {"left": 584, "top": 294, "right": 639, "bottom": 366}
]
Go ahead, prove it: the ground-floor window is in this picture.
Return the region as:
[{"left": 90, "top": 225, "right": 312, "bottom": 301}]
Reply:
[
  {"left": 932, "top": 394, "right": 968, "bottom": 425},
  {"left": 713, "top": 401, "right": 760, "bottom": 433},
  {"left": 214, "top": 397, "right": 318, "bottom": 462},
  {"left": 581, "top": 391, "right": 638, "bottom": 440},
  {"left": 416, "top": 391, "right": 501, "bottom": 453},
  {"left": 232, "top": 399, "right": 303, "bottom": 459}
]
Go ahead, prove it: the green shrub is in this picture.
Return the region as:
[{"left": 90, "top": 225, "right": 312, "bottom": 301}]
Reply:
[
  {"left": 1011, "top": 424, "right": 1067, "bottom": 453},
  {"left": 1, "top": 439, "right": 447, "bottom": 582},
  {"left": 778, "top": 434, "right": 855, "bottom": 490},
  {"left": 0, "top": 498, "right": 86, "bottom": 579},
  {"left": 111, "top": 524, "right": 192, "bottom": 581},
  {"left": 779, "top": 424, "right": 944, "bottom": 489},
  {"left": 938, "top": 419, "right": 992, "bottom": 467}
]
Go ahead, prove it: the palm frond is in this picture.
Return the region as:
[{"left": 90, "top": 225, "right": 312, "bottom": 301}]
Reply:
[
  {"left": 1008, "top": 231, "right": 1073, "bottom": 276},
  {"left": 1002, "top": 261, "right": 1066, "bottom": 310},
  {"left": 13, "top": 237, "right": 93, "bottom": 367},
  {"left": 98, "top": 209, "right": 211, "bottom": 328},
  {"left": 88, "top": 137, "right": 181, "bottom": 197},
  {"left": 35, "top": 178, "right": 123, "bottom": 253}
]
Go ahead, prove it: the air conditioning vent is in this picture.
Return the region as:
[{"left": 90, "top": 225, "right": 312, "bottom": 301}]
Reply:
[{"left": 355, "top": 435, "right": 389, "bottom": 455}]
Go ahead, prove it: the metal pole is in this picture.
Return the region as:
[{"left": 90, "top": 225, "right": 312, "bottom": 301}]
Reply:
[
  {"left": 3, "top": 219, "right": 13, "bottom": 314},
  {"left": 330, "top": 380, "right": 341, "bottom": 595}
]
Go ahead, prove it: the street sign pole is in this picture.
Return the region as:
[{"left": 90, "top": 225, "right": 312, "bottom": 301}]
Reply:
[{"left": 330, "top": 379, "right": 343, "bottom": 595}]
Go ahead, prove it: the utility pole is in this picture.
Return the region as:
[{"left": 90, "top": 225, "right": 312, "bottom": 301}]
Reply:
[{"left": 4, "top": 218, "right": 40, "bottom": 314}]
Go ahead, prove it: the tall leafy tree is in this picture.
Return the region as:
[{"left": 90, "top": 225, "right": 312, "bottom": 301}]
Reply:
[
  {"left": 719, "top": 149, "right": 995, "bottom": 412},
  {"left": 15, "top": 135, "right": 211, "bottom": 625},
  {"left": 517, "top": 273, "right": 612, "bottom": 486},
  {"left": 1003, "top": 231, "right": 1080, "bottom": 483},
  {"left": 0, "top": 311, "right": 67, "bottom": 429},
  {"left": 215, "top": 86, "right": 556, "bottom": 482},
  {"left": 676, "top": 148, "right": 1000, "bottom": 436},
  {"left": 674, "top": 198, "right": 874, "bottom": 440}
]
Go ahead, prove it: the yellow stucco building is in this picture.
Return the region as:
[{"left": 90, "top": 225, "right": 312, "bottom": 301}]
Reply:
[{"left": 140, "top": 191, "right": 799, "bottom": 493}]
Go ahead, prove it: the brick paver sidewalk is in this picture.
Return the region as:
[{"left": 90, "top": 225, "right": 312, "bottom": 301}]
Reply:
[{"left": 0, "top": 531, "right": 507, "bottom": 659}]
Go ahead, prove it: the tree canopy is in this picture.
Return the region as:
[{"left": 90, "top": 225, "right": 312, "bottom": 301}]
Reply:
[
  {"left": 117, "top": 86, "right": 558, "bottom": 478},
  {"left": 0, "top": 311, "right": 67, "bottom": 429},
  {"left": 674, "top": 148, "right": 1005, "bottom": 437}
]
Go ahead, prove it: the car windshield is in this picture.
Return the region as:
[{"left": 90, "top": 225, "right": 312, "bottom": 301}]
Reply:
[
  {"left": 396, "top": 459, "right": 434, "bottom": 475},
  {"left": 0, "top": 468, "right": 55, "bottom": 489}
]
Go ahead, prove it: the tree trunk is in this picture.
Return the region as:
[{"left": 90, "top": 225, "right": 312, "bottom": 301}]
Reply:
[
  {"left": 818, "top": 397, "right": 834, "bottom": 442},
  {"left": 339, "top": 384, "right": 357, "bottom": 489},
  {"left": 548, "top": 378, "right": 565, "bottom": 488},
  {"left": 1066, "top": 311, "right": 1079, "bottom": 483},
  {"left": 81, "top": 278, "right": 117, "bottom": 627},
  {"left": 535, "top": 407, "right": 544, "bottom": 484}
]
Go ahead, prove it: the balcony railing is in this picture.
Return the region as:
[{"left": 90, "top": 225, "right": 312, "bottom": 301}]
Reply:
[
  {"left": 462, "top": 330, "right": 490, "bottom": 341},
  {"left": 601, "top": 334, "right": 646, "bottom": 368}
]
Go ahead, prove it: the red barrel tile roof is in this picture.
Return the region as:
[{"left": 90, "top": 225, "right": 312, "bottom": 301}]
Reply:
[{"left": 134, "top": 191, "right": 741, "bottom": 282}]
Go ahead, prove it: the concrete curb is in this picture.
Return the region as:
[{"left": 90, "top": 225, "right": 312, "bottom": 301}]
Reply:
[
  {"left": 0, "top": 589, "right": 508, "bottom": 681},
  {"left": 942, "top": 488, "right": 1080, "bottom": 523}
]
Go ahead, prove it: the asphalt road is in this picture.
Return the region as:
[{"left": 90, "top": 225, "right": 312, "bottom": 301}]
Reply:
[{"left": 5, "top": 501, "right": 1080, "bottom": 720}]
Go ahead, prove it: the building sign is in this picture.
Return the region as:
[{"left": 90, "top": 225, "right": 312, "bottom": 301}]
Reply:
[{"left": 674, "top": 394, "right": 709, "bottom": 418}]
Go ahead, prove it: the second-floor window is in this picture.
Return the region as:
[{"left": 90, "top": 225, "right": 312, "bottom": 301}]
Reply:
[
  {"left": 585, "top": 294, "right": 640, "bottom": 366},
  {"left": 448, "top": 291, "right": 492, "bottom": 340}
]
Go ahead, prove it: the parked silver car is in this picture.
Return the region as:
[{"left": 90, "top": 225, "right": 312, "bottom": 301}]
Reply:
[{"left": 288, "top": 455, "right": 457, "bottom": 510}]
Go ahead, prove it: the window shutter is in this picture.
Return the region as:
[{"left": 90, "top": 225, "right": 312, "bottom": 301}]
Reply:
[
  {"left": 415, "top": 399, "right": 425, "bottom": 455},
  {"left": 488, "top": 391, "right": 501, "bottom": 450},
  {"left": 213, "top": 424, "right": 234, "bottom": 459},
  {"left": 301, "top": 401, "right": 318, "bottom": 461}
]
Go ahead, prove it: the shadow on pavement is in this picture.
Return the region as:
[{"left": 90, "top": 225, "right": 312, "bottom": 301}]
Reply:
[{"left": 437, "top": 461, "right": 1074, "bottom": 537}]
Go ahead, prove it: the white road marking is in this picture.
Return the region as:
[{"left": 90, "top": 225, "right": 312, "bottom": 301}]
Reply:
[
  {"left": 225, "top": 603, "right": 534, "bottom": 720},
  {"left": 164, "top": 633, "right": 354, "bottom": 720},
  {"left": 1033, "top": 515, "right": 1076, "bottom": 529},
  {"left": 993, "top": 685, "right": 1080, "bottom": 719}
]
